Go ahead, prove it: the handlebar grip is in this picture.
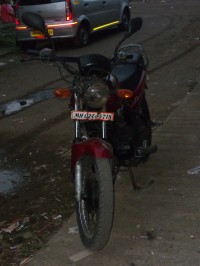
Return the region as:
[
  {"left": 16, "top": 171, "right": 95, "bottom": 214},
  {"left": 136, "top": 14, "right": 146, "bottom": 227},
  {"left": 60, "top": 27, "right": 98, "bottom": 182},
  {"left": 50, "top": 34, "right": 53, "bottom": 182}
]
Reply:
[{"left": 26, "top": 49, "right": 40, "bottom": 56}]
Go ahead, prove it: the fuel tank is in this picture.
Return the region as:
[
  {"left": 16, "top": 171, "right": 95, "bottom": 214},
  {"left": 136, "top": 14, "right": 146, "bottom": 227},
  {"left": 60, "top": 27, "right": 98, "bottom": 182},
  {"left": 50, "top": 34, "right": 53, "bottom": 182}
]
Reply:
[{"left": 111, "top": 51, "right": 146, "bottom": 91}]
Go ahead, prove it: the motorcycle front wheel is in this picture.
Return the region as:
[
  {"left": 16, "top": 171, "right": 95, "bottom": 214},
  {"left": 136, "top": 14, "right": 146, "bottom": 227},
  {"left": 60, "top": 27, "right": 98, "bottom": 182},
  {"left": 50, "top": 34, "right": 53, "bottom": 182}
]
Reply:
[{"left": 76, "top": 156, "right": 114, "bottom": 251}]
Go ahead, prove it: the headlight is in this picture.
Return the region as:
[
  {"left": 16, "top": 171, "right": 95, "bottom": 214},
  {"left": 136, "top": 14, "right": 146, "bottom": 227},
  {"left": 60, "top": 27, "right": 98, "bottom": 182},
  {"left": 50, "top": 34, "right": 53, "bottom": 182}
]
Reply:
[{"left": 84, "top": 80, "right": 109, "bottom": 108}]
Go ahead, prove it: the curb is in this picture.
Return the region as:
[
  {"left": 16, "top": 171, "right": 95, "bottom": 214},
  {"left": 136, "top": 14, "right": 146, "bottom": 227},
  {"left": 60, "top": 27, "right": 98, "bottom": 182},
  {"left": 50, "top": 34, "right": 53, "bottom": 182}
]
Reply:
[{"left": 0, "top": 47, "right": 20, "bottom": 57}]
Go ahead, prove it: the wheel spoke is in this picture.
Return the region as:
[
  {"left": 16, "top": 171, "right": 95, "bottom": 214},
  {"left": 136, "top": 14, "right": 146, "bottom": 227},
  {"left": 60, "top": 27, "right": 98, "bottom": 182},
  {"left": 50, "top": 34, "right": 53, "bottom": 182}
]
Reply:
[{"left": 79, "top": 158, "right": 99, "bottom": 236}]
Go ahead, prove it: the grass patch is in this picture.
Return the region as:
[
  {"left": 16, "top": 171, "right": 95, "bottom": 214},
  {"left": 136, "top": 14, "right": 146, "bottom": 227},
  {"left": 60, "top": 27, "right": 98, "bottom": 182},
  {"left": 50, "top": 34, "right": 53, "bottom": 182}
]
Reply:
[{"left": 0, "top": 23, "right": 16, "bottom": 48}]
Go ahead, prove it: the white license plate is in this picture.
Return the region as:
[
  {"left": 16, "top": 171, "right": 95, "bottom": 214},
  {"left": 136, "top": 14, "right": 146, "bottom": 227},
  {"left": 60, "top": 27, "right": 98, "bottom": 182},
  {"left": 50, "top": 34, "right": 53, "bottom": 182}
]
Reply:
[{"left": 71, "top": 111, "right": 114, "bottom": 121}]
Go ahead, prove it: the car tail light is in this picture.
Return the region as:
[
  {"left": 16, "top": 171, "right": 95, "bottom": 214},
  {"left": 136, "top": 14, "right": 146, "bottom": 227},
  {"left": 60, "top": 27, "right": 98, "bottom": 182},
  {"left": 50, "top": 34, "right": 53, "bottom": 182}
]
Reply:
[
  {"left": 66, "top": 0, "right": 72, "bottom": 21},
  {"left": 15, "top": 18, "right": 20, "bottom": 25}
]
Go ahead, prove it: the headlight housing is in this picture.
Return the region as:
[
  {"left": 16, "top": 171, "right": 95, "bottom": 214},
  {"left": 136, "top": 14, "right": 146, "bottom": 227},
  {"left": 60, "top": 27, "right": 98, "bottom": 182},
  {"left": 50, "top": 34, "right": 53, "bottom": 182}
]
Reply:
[{"left": 84, "top": 79, "right": 109, "bottom": 108}]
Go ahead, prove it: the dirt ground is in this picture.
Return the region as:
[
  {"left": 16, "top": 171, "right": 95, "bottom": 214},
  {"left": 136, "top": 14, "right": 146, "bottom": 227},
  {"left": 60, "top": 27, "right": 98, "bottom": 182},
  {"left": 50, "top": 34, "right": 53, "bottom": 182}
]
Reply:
[{"left": 0, "top": 0, "right": 200, "bottom": 265}]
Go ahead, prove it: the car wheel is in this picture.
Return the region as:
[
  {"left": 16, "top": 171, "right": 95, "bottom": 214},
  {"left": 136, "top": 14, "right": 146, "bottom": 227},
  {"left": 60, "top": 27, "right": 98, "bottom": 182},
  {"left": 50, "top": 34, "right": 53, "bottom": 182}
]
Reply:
[
  {"left": 118, "top": 10, "right": 130, "bottom": 31},
  {"left": 74, "top": 24, "right": 89, "bottom": 47}
]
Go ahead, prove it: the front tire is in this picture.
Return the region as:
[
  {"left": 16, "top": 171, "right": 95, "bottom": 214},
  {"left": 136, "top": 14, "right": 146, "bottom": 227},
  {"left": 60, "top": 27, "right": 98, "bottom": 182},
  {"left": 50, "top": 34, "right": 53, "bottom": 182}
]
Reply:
[{"left": 76, "top": 156, "right": 114, "bottom": 251}]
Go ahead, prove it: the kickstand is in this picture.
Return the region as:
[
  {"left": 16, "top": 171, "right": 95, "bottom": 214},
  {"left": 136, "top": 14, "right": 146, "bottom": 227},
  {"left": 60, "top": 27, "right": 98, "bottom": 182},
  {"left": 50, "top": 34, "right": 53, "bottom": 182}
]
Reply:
[{"left": 128, "top": 167, "right": 155, "bottom": 191}]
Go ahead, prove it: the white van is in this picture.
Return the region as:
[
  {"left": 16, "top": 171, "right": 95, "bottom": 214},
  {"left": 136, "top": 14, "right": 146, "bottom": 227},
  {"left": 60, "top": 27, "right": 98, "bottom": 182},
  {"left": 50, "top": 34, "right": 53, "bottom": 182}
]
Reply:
[{"left": 15, "top": 0, "right": 131, "bottom": 48}]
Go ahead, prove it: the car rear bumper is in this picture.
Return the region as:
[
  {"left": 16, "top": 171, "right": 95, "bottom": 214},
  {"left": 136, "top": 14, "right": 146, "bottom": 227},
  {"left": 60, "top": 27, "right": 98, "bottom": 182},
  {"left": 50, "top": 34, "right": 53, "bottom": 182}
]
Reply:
[{"left": 16, "top": 22, "right": 79, "bottom": 42}]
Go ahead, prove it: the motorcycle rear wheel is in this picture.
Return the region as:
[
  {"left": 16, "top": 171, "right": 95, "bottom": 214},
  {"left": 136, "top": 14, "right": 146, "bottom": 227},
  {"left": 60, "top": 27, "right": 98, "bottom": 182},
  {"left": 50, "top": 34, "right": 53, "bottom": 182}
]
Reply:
[{"left": 76, "top": 156, "right": 114, "bottom": 251}]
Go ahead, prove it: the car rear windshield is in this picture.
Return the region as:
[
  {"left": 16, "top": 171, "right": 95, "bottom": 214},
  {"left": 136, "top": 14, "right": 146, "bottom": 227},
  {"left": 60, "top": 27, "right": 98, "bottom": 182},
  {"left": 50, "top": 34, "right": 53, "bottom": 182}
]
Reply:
[{"left": 18, "top": 0, "right": 64, "bottom": 5}]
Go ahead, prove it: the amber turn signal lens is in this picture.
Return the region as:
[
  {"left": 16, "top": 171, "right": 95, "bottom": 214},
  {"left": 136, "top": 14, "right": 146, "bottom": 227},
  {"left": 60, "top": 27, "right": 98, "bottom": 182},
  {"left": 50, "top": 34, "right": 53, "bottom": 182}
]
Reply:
[
  {"left": 54, "top": 89, "right": 72, "bottom": 98},
  {"left": 117, "top": 89, "right": 134, "bottom": 99}
]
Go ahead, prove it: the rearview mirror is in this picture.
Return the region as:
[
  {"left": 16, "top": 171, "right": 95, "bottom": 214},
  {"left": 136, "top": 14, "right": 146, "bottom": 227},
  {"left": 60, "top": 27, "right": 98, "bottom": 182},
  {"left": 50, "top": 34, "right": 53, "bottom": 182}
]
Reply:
[{"left": 22, "top": 12, "right": 48, "bottom": 36}]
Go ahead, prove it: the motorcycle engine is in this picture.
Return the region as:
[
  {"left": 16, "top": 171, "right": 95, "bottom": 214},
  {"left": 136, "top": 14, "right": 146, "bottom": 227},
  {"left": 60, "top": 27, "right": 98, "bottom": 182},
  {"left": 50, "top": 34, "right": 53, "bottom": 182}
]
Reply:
[
  {"left": 107, "top": 109, "right": 136, "bottom": 164},
  {"left": 108, "top": 107, "right": 151, "bottom": 166},
  {"left": 112, "top": 125, "right": 135, "bottom": 161}
]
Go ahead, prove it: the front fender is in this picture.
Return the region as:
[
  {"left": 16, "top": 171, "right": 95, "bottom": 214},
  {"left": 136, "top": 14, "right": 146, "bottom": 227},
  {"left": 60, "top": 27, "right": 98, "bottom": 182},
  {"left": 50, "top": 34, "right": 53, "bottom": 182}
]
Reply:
[{"left": 71, "top": 138, "right": 113, "bottom": 170}]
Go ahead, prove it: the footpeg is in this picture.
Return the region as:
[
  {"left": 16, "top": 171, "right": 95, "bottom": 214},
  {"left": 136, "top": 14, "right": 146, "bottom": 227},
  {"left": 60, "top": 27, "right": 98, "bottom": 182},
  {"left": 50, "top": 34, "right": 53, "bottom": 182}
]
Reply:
[{"left": 139, "top": 144, "right": 158, "bottom": 156}]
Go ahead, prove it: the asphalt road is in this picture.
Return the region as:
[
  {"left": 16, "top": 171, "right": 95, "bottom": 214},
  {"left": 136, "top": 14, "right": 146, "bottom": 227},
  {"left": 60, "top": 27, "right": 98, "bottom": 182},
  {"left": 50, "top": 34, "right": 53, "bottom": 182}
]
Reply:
[{"left": 0, "top": 0, "right": 200, "bottom": 265}]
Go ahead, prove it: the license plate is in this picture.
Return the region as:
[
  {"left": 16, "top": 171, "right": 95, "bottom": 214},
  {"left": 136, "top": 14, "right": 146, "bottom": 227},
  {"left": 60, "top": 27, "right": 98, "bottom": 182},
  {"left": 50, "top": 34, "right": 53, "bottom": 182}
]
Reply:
[
  {"left": 71, "top": 111, "right": 114, "bottom": 121},
  {"left": 30, "top": 29, "right": 54, "bottom": 37}
]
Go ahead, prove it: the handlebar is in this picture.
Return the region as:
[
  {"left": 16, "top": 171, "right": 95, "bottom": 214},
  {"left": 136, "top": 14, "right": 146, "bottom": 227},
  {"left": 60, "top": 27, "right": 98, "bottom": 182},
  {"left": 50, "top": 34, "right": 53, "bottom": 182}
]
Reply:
[
  {"left": 23, "top": 48, "right": 80, "bottom": 75},
  {"left": 25, "top": 48, "right": 79, "bottom": 63},
  {"left": 23, "top": 44, "right": 148, "bottom": 76}
]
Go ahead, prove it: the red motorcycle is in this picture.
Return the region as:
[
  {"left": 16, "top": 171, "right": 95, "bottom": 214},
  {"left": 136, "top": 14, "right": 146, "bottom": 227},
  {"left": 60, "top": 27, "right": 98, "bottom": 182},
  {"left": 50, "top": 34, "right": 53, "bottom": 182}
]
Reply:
[{"left": 22, "top": 13, "right": 157, "bottom": 251}]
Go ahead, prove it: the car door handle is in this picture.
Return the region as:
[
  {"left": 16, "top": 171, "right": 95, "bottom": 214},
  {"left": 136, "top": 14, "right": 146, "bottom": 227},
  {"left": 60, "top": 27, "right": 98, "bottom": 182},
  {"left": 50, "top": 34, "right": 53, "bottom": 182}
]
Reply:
[
  {"left": 102, "top": 1, "right": 106, "bottom": 4},
  {"left": 84, "top": 3, "right": 88, "bottom": 6}
]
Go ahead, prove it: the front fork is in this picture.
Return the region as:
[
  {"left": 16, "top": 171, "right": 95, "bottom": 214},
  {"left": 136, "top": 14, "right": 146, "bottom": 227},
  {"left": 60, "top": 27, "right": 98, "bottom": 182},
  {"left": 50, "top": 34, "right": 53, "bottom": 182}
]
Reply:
[
  {"left": 75, "top": 161, "right": 82, "bottom": 202},
  {"left": 73, "top": 93, "right": 112, "bottom": 201},
  {"left": 73, "top": 138, "right": 113, "bottom": 202}
]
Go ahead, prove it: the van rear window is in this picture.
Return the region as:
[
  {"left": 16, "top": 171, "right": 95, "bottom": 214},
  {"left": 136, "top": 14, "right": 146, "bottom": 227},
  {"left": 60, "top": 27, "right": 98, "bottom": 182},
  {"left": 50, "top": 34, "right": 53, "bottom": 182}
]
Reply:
[{"left": 18, "top": 0, "right": 64, "bottom": 5}]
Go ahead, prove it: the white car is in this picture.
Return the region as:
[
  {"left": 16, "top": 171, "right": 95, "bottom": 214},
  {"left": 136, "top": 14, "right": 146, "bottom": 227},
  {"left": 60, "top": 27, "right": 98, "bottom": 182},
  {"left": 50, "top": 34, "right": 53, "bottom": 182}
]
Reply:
[{"left": 15, "top": 0, "right": 131, "bottom": 48}]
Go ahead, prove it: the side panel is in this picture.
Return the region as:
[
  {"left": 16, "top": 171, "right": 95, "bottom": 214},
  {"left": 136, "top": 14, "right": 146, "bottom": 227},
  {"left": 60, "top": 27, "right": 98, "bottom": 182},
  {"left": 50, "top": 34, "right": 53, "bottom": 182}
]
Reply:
[
  {"left": 82, "top": 0, "right": 104, "bottom": 28},
  {"left": 71, "top": 138, "right": 113, "bottom": 170},
  {"left": 102, "top": 0, "right": 121, "bottom": 23}
]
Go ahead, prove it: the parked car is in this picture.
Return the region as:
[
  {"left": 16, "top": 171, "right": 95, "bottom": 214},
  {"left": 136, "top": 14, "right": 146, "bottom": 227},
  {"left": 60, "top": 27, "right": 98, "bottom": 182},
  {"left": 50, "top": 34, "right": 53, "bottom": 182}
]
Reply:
[{"left": 15, "top": 0, "right": 131, "bottom": 49}]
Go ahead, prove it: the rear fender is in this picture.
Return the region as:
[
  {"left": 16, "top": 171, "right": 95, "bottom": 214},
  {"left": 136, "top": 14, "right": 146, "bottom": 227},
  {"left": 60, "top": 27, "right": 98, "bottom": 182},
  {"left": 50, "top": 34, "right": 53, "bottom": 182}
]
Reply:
[{"left": 71, "top": 138, "right": 113, "bottom": 170}]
